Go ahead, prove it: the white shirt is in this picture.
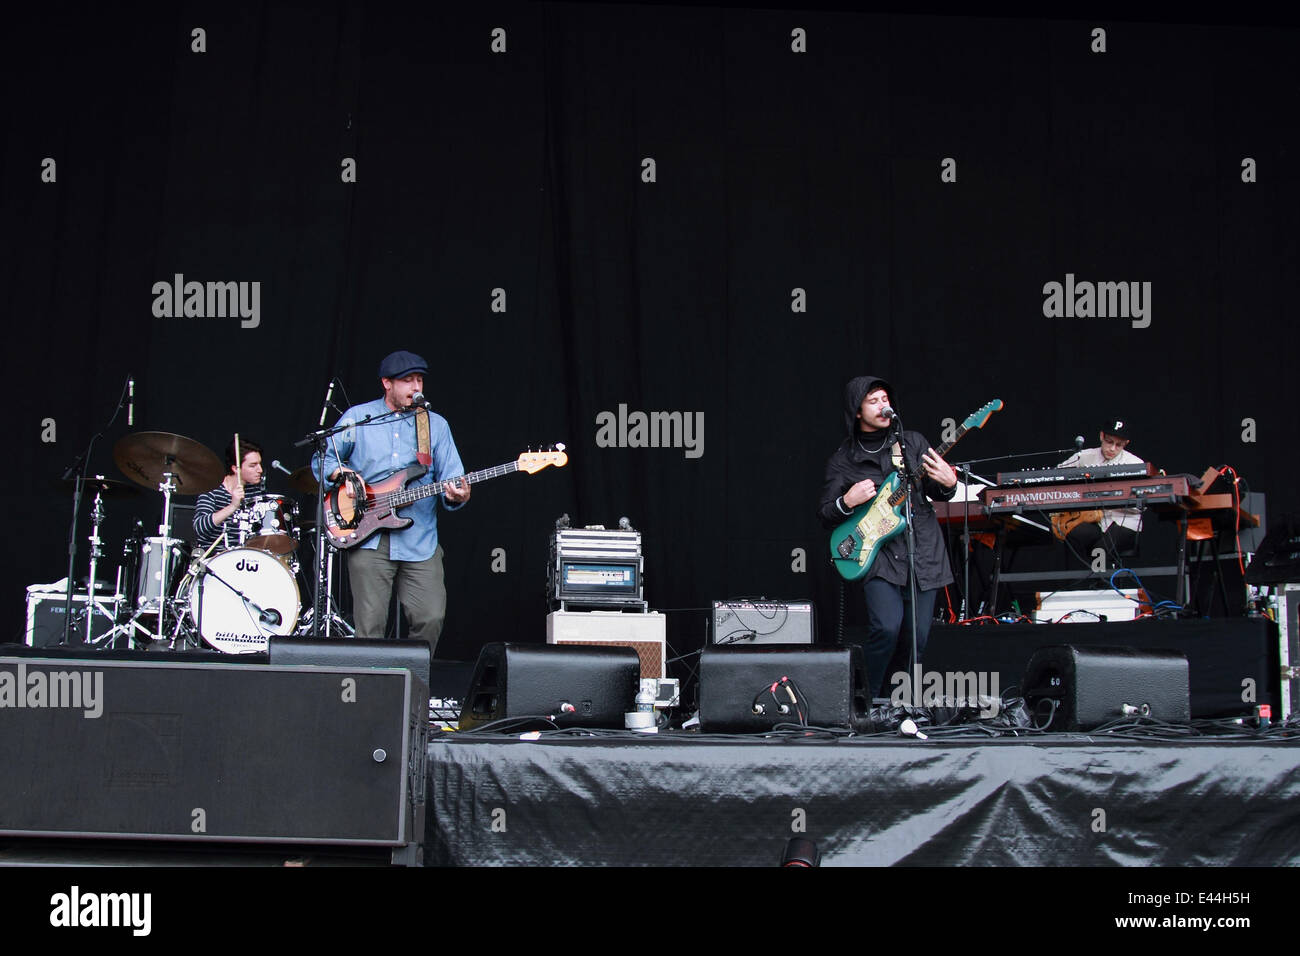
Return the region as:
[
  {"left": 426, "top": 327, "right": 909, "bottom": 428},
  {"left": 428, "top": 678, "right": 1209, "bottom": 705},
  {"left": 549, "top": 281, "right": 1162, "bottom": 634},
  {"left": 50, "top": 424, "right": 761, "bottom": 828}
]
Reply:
[{"left": 1057, "top": 447, "right": 1145, "bottom": 533}]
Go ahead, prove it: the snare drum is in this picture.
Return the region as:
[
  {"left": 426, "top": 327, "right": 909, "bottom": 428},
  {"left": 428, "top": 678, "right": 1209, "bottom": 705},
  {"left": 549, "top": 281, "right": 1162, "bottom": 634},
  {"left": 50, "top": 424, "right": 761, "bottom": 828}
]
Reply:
[
  {"left": 134, "top": 537, "right": 191, "bottom": 614},
  {"left": 183, "top": 547, "right": 300, "bottom": 653},
  {"left": 239, "top": 494, "right": 299, "bottom": 555}
]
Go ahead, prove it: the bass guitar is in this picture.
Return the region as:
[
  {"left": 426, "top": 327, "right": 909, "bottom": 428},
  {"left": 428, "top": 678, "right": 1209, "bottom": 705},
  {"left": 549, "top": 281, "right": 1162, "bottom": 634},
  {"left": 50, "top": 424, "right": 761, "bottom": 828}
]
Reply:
[
  {"left": 829, "top": 402, "right": 1002, "bottom": 582},
  {"left": 324, "top": 445, "right": 567, "bottom": 550}
]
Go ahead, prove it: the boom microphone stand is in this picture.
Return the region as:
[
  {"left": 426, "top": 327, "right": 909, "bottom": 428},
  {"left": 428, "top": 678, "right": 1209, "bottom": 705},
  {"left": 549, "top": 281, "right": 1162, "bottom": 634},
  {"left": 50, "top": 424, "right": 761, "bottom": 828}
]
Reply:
[
  {"left": 294, "top": 402, "right": 408, "bottom": 639},
  {"left": 58, "top": 376, "right": 131, "bottom": 645}
]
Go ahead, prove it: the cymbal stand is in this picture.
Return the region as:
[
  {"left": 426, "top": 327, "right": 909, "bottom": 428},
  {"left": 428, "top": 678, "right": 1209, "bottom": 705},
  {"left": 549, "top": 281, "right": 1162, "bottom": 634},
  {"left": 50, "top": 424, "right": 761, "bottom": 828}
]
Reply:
[
  {"left": 151, "top": 468, "right": 181, "bottom": 642},
  {"left": 83, "top": 489, "right": 122, "bottom": 643},
  {"left": 104, "top": 467, "right": 185, "bottom": 647}
]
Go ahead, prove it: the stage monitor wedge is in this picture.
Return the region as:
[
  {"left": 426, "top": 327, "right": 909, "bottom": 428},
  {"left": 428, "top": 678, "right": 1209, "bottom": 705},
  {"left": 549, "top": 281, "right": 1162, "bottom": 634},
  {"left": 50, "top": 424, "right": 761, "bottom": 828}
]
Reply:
[
  {"left": 1022, "top": 644, "right": 1190, "bottom": 731},
  {"left": 699, "top": 643, "right": 869, "bottom": 733},
  {"left": 459, "top": 642, "right": 640, "bottom": 730}
]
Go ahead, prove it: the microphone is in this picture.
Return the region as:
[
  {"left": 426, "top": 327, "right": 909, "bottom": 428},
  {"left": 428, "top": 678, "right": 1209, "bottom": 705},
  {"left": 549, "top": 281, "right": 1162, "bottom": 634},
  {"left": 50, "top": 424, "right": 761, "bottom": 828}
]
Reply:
[
  {"left": 618, "top": 516, "right": 633, "bottom": 531},
  {"left": 411, "top": 391, "right": 433, "bottom": 410},
  {"left": 881, "top": 405, "right": 896, "bottom": 421},
  {"left": 1074, "top": 435, "right": 1085, "bottom": 451},
  {"left": 270, "top": 460, "right": 294, "bottom": 477},
  {"left": 318, "top": 378, "right": 336, "bottom": 427},
  {"left": 128, "top": 376, "right": 135, "bottom": 426}
]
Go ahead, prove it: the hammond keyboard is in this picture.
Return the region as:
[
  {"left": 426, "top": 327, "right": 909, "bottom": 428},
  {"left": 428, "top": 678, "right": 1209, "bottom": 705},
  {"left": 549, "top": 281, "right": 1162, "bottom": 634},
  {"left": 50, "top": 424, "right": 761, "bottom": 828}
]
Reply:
[{"left": 983, "top": 475, "right": 1195, "bottom": 515}]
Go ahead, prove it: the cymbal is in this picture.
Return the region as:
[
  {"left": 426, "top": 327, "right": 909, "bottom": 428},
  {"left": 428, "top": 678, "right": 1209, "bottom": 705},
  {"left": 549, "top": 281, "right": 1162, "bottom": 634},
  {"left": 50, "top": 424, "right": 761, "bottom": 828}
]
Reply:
[
  {"left": 61, "top": 475, "right": 140, "bottom": 497},
  {"left": 287, "top": 465, "right": 321, "bottom": 494},
  {"left": 114, "top": 432, "right": 226, "bottom": 495}
]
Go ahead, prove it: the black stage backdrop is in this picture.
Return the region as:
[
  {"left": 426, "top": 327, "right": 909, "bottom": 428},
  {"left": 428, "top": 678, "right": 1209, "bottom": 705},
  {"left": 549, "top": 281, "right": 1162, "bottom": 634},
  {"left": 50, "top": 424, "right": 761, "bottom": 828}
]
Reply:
[{"left": 3, "top": 3, "right": 1297, "bottom": 663}]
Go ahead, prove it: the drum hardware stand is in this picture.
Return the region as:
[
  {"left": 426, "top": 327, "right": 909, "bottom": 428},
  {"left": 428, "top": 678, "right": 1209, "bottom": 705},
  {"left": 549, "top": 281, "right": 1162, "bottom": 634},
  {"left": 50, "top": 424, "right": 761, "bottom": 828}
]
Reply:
[
  {"left": 323, "top": 543, "right": 353, "bottom": 636},
  {"left": 298, "top": 534, "right": 354, "bottom": 637},
  {"left": 82, "top": 490, "right": 125, "bottom": 643},
  {"left": 148, "top": 468, "right": 183, "bottom": 644},
  {"left": 58, "top": 375, "right": 133, "bottom": 645},
  {"left": 95, "top": 468, "right": 189, "bottom": 649}
]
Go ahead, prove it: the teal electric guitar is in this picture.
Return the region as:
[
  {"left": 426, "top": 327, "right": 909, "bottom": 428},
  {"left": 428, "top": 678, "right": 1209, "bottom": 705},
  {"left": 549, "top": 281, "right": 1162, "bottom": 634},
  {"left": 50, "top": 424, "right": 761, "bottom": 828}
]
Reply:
[{"left": 829, "top": 400, "right": 1003, "bottom": 582}]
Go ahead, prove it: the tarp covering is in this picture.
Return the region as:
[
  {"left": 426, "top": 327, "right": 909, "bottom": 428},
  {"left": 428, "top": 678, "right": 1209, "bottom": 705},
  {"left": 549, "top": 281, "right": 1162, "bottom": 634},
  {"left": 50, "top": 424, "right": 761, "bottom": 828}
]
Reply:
[{"left": 427, "top": 735, "right": 1300, "bottom": 866}]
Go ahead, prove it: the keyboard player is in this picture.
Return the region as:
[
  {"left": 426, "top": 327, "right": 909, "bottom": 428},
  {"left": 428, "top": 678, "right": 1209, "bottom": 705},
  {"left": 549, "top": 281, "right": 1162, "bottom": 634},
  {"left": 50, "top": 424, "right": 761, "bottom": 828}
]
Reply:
[{"left": 1056, "top": 418, "right": 1144, "bottom": 561}]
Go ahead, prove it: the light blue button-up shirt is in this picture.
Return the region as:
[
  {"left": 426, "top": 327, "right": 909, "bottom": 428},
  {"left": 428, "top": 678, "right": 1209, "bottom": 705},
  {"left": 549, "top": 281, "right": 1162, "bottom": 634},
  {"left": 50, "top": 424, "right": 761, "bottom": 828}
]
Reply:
[{"left": 313, "top": 397, "right": 466, "bottom": 561}]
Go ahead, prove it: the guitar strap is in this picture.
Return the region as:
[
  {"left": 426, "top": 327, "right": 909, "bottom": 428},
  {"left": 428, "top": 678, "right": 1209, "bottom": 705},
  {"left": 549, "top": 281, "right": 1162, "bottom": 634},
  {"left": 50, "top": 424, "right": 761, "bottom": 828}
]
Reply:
[
  {"left": 415, "top": 408, "right": 432, "bottom": 466},
  {"left": 890, "top": 443, "right": 902, "bottom": 471}
]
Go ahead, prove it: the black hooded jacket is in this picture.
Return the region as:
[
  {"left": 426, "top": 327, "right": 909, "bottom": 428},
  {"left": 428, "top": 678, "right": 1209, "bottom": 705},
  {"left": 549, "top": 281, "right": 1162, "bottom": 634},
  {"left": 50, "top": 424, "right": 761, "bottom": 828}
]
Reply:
[{"left": 818, "top": 375, "right": 955, "bottom": 591}]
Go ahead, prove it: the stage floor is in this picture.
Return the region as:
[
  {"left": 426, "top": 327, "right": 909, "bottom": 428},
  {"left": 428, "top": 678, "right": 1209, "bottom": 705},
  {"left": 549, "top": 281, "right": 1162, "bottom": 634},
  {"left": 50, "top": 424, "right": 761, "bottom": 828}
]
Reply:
[{"left": 426, "top": 731, "right": 1300, "bottom": 866}]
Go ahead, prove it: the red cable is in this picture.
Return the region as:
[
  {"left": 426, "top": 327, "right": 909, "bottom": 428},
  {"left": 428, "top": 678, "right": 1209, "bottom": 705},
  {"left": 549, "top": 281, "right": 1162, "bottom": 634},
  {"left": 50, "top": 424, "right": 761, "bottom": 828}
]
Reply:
[{"left": 1217, "top": 465, "right": 1247, "bottom": 579}]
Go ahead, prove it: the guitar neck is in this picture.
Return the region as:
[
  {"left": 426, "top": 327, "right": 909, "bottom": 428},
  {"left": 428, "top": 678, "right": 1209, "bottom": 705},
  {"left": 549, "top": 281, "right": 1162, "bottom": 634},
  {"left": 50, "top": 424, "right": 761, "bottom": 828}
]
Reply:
[
  {"left": 885, "top": 431, "right": 965, "bottom": 507},
  {"left": 386, "top": 461, "right": 519, "bottom": 507}
]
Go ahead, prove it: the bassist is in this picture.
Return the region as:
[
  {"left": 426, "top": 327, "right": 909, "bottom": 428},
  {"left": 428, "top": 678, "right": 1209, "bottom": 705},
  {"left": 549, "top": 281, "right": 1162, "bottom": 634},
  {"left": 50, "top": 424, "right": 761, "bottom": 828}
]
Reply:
[
  {"left": 818, "top": 376, "right": 958, "bottom": 698},
  {"left": 313, "top": 350, "right": 471, "bottom": 653}
]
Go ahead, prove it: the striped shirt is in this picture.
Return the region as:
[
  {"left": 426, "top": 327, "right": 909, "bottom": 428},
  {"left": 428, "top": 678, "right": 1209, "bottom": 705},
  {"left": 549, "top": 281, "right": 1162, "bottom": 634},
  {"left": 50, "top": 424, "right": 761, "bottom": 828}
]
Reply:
[{"left": 193, "top": 481, "right": 266, "bottom": 552}]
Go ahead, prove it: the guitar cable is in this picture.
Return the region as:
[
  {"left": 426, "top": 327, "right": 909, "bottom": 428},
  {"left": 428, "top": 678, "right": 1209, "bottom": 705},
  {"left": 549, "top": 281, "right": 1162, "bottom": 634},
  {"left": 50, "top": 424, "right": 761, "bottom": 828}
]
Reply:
[{"left": 751, "top": 676, "right": 809, "bottom": 726}]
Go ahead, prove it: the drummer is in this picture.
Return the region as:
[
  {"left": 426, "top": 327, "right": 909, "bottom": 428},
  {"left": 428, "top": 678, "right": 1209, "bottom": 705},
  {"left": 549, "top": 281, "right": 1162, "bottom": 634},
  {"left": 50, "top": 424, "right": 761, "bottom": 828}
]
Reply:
[{"left": 193, "top": 439, "right": 265, "bottom": 553}]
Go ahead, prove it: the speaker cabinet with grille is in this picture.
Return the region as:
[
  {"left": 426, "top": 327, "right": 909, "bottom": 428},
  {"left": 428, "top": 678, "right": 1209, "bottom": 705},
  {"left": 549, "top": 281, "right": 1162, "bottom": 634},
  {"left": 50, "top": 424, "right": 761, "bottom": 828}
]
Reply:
[
  {"left": 0, "top": 655, "right": 427, "bottom": 865},
  {"left": 546, "top": 610, "right": 665, "bottom": 679},
  {"left": 1022, "top": 644, "right": 1190, "bottom": 731}
]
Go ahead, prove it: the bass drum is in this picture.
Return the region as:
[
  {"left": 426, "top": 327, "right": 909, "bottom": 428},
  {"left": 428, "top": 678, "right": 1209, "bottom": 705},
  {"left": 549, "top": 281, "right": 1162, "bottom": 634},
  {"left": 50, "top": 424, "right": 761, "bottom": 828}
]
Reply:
[{"left": 184, "top": 548, "right": 300, "bottom": 654}]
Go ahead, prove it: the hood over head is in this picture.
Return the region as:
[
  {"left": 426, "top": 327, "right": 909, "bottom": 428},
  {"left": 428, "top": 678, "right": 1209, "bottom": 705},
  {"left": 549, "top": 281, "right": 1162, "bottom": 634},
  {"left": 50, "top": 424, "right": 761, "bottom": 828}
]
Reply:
[{"left": 843, "top": 375, "right": 894, "bottom": 436}]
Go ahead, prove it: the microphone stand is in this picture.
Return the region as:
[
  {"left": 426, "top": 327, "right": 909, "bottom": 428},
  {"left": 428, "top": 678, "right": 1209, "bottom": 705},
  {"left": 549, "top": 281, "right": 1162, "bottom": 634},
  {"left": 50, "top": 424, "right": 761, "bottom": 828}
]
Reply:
[
  {"left": 295, "top": 406, "right": 408, "bottom": 639},
  {"left": 58, "top": 376, "right": 131, "bottom": 645},
  {"left": 890, "top": 412, "right": 923, "bottom": 710}
]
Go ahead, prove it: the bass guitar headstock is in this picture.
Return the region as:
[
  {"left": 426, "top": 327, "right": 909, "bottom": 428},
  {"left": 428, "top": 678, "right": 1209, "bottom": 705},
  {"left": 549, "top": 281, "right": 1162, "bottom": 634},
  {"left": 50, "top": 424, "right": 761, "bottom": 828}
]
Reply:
[{"left": 518, "top": 443, "right": 568, "bottom": 473}]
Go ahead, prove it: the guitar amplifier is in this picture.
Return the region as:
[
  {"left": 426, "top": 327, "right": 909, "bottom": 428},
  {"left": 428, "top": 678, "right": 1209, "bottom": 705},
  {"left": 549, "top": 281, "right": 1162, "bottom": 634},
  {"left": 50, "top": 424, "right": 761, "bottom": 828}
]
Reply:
[
  {"left": 546, "top": 610, "right": 665, "bottom": 679},
  {"left": 712, "top": 600, "right": 814, "bottom": 645}
]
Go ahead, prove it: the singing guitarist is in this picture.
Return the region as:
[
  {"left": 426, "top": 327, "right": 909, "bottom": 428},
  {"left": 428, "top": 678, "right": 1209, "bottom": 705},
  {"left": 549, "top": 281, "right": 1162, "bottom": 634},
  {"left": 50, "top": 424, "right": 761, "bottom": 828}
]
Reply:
[
  {"left": 313, "top": 350, "right": 471, "bottom": 653},
  {"left": 818, "top": 376, "right": 958, "bottom": 698}
]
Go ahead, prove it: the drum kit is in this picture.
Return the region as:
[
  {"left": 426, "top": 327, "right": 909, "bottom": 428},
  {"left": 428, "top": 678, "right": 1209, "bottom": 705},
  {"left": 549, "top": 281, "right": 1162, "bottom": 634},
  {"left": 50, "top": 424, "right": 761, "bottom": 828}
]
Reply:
[{"left": 82, "top": 430, "right": 350, "bottom": 653}]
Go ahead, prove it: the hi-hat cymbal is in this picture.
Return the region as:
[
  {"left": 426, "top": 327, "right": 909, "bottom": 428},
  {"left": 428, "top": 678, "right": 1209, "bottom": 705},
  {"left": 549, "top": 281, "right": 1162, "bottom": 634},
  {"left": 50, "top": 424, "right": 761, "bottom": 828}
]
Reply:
[
  {"left": 287, "top": 465, "right": 321, "bottom": 494},
  {"left": 60, "top": 475, "right": 140, "bottom": 497},
  {"left": 114, "top": 432, "right": 225, "bottom": 495}
]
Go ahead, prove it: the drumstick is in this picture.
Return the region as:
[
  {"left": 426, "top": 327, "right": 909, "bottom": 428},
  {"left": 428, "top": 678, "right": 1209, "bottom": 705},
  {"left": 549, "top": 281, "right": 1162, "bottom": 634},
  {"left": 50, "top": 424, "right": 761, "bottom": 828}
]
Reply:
[{"left": 233, "top": 433, "right": 242, "bottom": 492}]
